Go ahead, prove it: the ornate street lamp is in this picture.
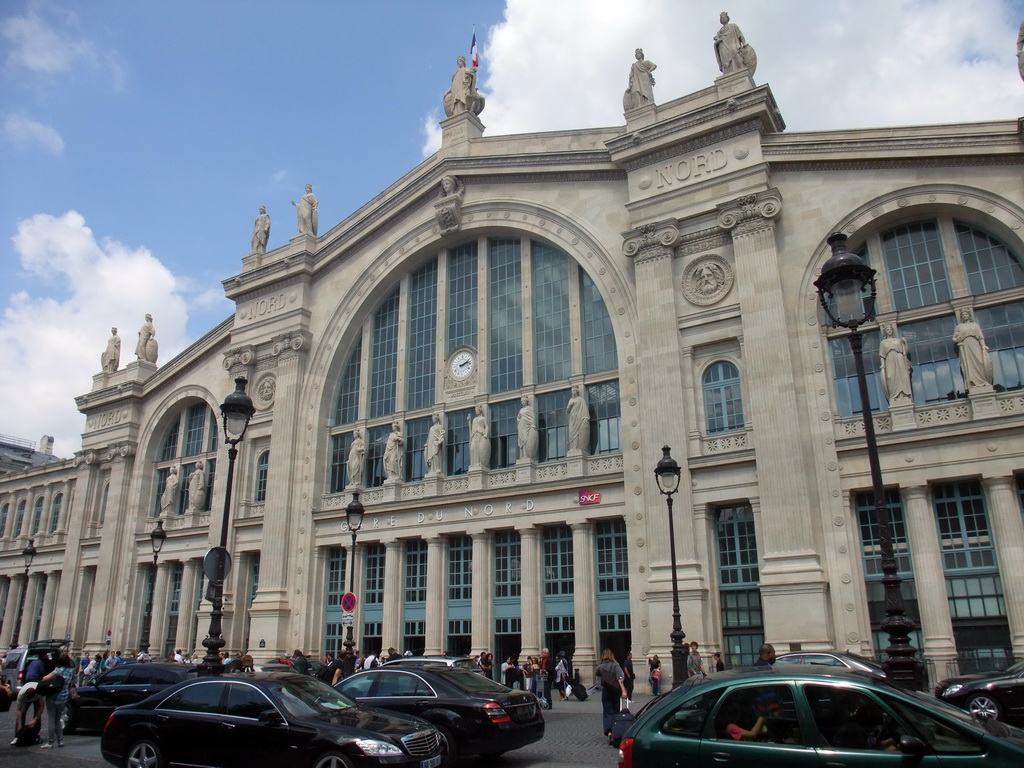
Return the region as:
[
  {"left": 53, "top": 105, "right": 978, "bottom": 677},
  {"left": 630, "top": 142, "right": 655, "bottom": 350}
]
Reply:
[
  {"left": 11, "top": 538, "right": 37, "bottom": 646},
  {"left": 814, "top": 232, "right": 922, "bottom": 688},
  {"left": 654, "top": 446, "right": 689, "bottom": 690},
  {"left": 138, "top": 520, "right": 166, "bottom": 656},
  {"left": 198, "top": 377, "right": 255, "bottom": 675},
  {"left": 342, "top": 492, "right": 365, "bottom": 677}
]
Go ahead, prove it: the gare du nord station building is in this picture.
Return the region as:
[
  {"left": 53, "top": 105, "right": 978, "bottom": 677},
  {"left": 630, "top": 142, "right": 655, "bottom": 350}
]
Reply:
[{"left": 1, "top": 41, "right": 1023, "bottom": 691}]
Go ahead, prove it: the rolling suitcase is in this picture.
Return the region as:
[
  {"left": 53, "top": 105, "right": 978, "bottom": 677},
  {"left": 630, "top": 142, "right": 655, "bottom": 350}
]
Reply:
[
  {"left": 610, "top": 701, "right": 634, "bottom": 746},
  {"left": 571, "top": 681, "right": 588, "bottom": 701}
]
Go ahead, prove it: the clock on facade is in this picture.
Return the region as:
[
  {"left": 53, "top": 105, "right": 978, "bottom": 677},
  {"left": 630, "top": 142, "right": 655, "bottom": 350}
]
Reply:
[{"left": 449, "top": 349, "right": 475, "bottom": 381}]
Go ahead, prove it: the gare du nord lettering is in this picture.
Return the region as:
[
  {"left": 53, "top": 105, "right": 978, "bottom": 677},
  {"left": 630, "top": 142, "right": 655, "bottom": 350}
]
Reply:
[
  {"left": 339, "top": 499, "right": 539, "bottom": 531},
  {"left": 239, "top": 292, "right": 287, "bottom": 321},
  {"left": 655, "top": 148, "right": 728, "bottom": 188}
]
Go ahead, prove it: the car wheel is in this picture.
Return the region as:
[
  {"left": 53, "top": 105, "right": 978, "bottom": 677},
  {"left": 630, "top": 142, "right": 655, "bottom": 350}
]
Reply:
[
  {"left": 966, "top": 693, "right": 1003, "bottom": 720},
  {"left": 126, "top": 739, "right": 164, "bottom": 768},
  {"left": 435, "top": 725, "right": 460, "bottom": 767},
  {"left": 311, "top": 751, "right": 354, "bottom": 768}
]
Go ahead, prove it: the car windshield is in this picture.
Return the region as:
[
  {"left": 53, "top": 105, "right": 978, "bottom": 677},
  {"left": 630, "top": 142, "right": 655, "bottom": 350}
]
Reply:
[
  {"left": 442, "top": 670, "right": 514, "bottom": 694},
  {"left": 265, "top": 676, "right": 358, "bottom": 718},
  {"left": 1002, "top": 659, "right": 1024, "bottom": 675}
]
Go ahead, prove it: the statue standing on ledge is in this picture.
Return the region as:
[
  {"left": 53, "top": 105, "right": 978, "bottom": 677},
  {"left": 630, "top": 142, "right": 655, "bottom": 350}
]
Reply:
[
  {"left": 623, "top": 48, "right": 657, "bottom": 111},
  {"left": 292, "top": 184, "right": 318, "bottom": 237},
  {"left": 517, "top": 395, "right": 538, "bottom": 461},
  {"left": 251, "top": 206, "right": 270, "bottom": 254},
  {"left": 443, "top": 55, "right": 485, "bottom": 117},
  {"left": 347, "top": 428, "right": 365, "bottom": 487},
  {"left": 161, "top": 466, "right": 179, "bottom": 515},
  {"left": 424, "top": 412, "right": 445, "bottom": 475},
  {"left": 468, "top": 404, "right": 490, "bottom": 469},
  {"left": 101, "top": 327, "right": 121, "bottom": 373},
  {"left": 384, "top": 421, "right": 405, "bottom": 481},
  {"left": 714, "top": 11, "right": 757, "bottom": 77},
  {"left": 952, "top": 308, "right": 994, "bottom": 390},
  {"left": 188, "top": 462, "right": 207, "bottom": 513},
  {"left": 567, "top": 384, "right": 590, "bottom": 455},
  {"left": 135, "top": 313, "right": 158, "bottom": 364},
  {"left": 879, "top": 323, "right": 912, "bottom": 405}
]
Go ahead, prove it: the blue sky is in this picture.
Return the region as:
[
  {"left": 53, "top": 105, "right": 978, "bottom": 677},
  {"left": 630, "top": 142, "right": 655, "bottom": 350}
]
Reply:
[{"left": 2, "top": 0, "right": 1023, "bottom": 456}]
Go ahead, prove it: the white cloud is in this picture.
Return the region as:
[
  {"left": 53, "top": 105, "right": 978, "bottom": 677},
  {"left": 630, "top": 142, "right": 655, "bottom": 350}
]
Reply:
[
  {"left": 4, "top": 111, "right": 64, "bottom": 153},
  {"left": 2, "top": 211, "right": 191, "bottom": 457},
  {"left": 420, "top": 0, "right": 1024, "bottom": 147},
  {"left": 0, "top": 4, "right": 96, "bottom": 75}
]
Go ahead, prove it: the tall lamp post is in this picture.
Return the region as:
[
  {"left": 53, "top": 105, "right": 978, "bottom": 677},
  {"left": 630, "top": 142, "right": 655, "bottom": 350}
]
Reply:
[
  {"left": 814, "top": 232, "right": 922, "bottom": 689},
  {"left": 654, "top": 446, "right": 689, "bottom": 689},
  {"left": 138, "top": 520, "right": 166, "bottom": 656},
  {"left": 342, "top": 492, "right": 364, "bottom": 677},
  {"left": 198, "top": 377, "right": 255, "bottom": 675},
  {"left": 11, "top": 538, "right": 37, "bottom": 646}
]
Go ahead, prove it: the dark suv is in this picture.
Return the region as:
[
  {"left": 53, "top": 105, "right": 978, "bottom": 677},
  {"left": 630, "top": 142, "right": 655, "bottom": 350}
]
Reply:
[
  {"left": 65, "top": 662, "right": 197, "bottom": 733},
  {"left": 1, "top": 638, "right": 68, "bottom": 694}
]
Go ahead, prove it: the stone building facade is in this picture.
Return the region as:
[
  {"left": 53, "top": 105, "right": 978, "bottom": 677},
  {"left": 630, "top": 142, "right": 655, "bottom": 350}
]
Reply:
[{"left": 1, "top": 61, "right": 1023, "bottom": 689}]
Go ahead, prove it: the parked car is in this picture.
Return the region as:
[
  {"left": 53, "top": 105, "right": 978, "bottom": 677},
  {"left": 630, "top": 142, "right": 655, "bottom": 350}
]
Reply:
[
  {"left": 100, "top": 671, "right": 443, "bottom": 768},
  {"left": 0, "top": 638, "right": 68, "bottom": 694},
  {"left": 335, "top": 666, "right": 544, "bottom": 765},
  {"left": 775, "top": 651, "right": 888, "bottom": 680},
  {"left": 381, "top": 656, "right": 481, "bottom": 673},
  {"left": 65, "top": 661, "right": 196, "bottom": 733},
  {"left": 935, "top": 659, "right": 1024, "bottom": 725},
  {"left": 617, "top": 666, "right": 1024, "bottom": 768}
]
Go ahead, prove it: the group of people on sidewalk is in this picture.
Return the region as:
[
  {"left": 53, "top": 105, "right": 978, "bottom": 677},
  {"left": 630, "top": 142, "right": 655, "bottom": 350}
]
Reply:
[{"left": 3, "top": 651, "right": 76, "bottom": 749}]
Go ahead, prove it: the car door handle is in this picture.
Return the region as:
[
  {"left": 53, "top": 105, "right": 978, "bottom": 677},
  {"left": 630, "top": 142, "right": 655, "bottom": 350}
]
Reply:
[
  {"left": 222, "top": 722, "right": 236, "bottom": 730},
  {"left": 710, "top": 752, "right": 731, "bottom": 761}
]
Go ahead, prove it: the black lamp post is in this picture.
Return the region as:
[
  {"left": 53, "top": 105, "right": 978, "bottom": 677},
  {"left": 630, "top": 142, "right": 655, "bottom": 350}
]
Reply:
[
  {"left": 814, "top": 232, "right": 922, "bottom": 689},
  {"left": 654, "top": 446, "right": 689, "bottom": 690},
  {"left": 198, "top": 377, "right": 255, "bottom": 675},
  {"left": 138, "top": 520, "right": 166, "bottom": 656},
  {"left": 11, "top": 538, "right": 37, "bottom": 646},
  {"left": 342, "top": 492, "right": 364, "bottom": 677}
]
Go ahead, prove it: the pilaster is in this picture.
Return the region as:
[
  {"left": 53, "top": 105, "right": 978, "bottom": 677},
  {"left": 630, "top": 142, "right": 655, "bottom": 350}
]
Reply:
[
  {"left": 471, "top": 531, "right": 494, "bottom": 656},
  {"left": 0, "top": 574, "right": 27, "bottom": 647},
  {"left": 983, "top": 477, "right": 1024, "bottom": 659},
  {"left": 518, "top": 527, "right": 541, "bottom": 657},
  {"left": 424, "top": 536, "right": 445, "bottom": 656},
  {"left": 177, "top": 558, "right": 199, "bottom": 655},
  {"left": 38, "top": 571, "right": 60, "bottom": 639},
  {"left": 148, "top": 561, "right": 172, "bottom": 658},
  {"left": 571, "top": 522, "right": 597, "bottom": 672},
  {"left": 381, "top": 541, "right": 403, "bottom": 653}
]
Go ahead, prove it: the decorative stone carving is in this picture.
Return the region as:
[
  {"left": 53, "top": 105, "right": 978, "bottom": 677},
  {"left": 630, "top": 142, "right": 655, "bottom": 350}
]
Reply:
[
  {"left": 291, "top": 184, "right": 318, "bottom": 237},
  {"left": 468, "top": 404, "right": 490, "bottom": 469},
  {"left": 682, "top": 254, "right": 734, "bottom": 305},
  {"left": 424, "top": 413, "right": 445, "bottom": 475},
  {"left": 188, "top": 462, "right": 207, "bottom": 512},
  {"left": 254, "top": 374, "right": 276, "bottom": 410},
  {"left": 101, "top": 327, "right": 121, "bottom": 373},
  {"left": 953, "top": 308, "right": 994, "bottom": 390},
  {"left": 1018, "top": 20, "right": 1024, "bottom": 83},
  {"left": 161, "top": 465, "right": 179, "bottom": 515},
  {"left": 623, "top": 48, "right": 657, "bottom": 111},
  {"left": 567, "top": 384, "right": 590, "bottom": 456},
  {"left": 443, "top": 55, "right": 485, "bottom": 117},
  {"left": 384, "top": 421, "right": 404, "bottom": 481},
  {"left": 434, "top": 175, "right": 465, "bottom": 235},
  {"left": 717, "top": 193, "right": 782, "bottom": 235},
  {"left": 517, "top": 395, "right": 539, "bottom": 461},
  {"left": 622, "top": 221, "right": 680, "bottom": 262},
  {"left": 347, "top": 428, "right": 365, "bottom": 488},
  {"left": 714, "top": 11, "right": 757, "bottom": 76},
  {"left": 134, "top": 314, "right": 158, "bottom": 363},
  {"left": 251, "top": 206, "right": 270, "bottom": 254},
  {"left": 879, "top": 323, "right": 913, "bottom": 405}
]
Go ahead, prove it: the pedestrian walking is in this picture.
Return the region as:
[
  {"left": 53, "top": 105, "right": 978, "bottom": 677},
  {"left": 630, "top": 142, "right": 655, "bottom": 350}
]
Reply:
[
  {"left": 622, "top": 652, "right": 636, "bottom": 702},
  {"left": 595, "top": 648, "right": 628, "bottom": 744},
  {"left": 555, "top": 652, "right": 569, "bottom": 701},
  {"left": 713, "top": 652, "right": 725, "bottom": 672},
  {"left": 539, "top": 648, "right": 555, "bottom": 708},
  {"left": 38, "top": 652, "right": 75, "bottom": 748},
  {"left": 648, "top": 654, "right": 662, "bottom": 695},
  {"left": 687, "top": 642, "right": 708, "bottom": 678}
]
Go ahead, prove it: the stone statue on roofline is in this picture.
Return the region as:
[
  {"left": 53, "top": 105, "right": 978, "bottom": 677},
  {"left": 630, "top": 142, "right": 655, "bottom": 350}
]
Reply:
[
  {"left": 444, "top": 55, "right": 485, "bottom": 117},
  {"left": 101, "top": 327, "right": 121, "bottom": 373},
  {"left": 292, "top": 184, "right": 318, "bottom": 237},
  {"left": 1017, "top": 20, "right": 1024, "bottom": 83},
  {"left": 623, "top": 48, "right": 657, "bottom": 111},
  {"left": 135, "top": 313, "right": 158, "bottom": 364},
  {"left": 251, "top": 206, "right": 270, "bottom": 254},
  {"left": 714, "top": 11, "right": 757, "bottom": 77}
]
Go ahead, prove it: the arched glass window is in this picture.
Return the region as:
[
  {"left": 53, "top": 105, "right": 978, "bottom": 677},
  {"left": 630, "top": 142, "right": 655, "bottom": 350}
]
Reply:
[
  {"left": 255, "top": 451, "right": 270, "bottom": 504},
  {"left": 153, "top": 402, "right": 218, "bottom": 515},
  {"left": 30, "top": 496, "right": 44, "bottom": 535},
  {"left": 49, "top": 493, "right": 63, "bottom": 533},
  {"left": 703, "top": 361, "right": 744, "bottom": 433},
  {"left": 0, "top": 503, "right": 9, "bottom": 537},
  {"left": 957, "top": 224, "right": 1024, "bottom": 294},
  {"left": 328, "top": 236, "right": 621, "bottom": 489},
  {"left": 13, "top": 500, "right": 26, "bottom": 536}
]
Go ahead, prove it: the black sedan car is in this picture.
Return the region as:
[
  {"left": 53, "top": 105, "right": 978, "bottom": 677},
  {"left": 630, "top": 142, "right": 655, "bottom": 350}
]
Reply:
[
  {"left": 66, "top": 661, "right": 197, "bottom": 733},
  {"left": 334, "top": 666, "right": 544, "bottom": 764},
  {"left": 101, "top": 671, "right": 443, "bottom": 768},
  {"left": 936, "top": 659, "right": 1024, "bottom": 724}
]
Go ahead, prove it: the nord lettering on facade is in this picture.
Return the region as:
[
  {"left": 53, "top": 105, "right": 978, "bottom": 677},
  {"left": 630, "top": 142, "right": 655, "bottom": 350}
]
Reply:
[
  {"left": 655, "top": 149, "right": 728, "bottom": 188},
  {"left": 240, "top": 292, "right": 287, "bottom": 321}
]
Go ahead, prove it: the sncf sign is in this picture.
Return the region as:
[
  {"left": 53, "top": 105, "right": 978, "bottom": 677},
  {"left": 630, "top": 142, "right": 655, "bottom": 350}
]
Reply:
[{"left": 578, "top": 490, "right": 602, "bottom": 506}]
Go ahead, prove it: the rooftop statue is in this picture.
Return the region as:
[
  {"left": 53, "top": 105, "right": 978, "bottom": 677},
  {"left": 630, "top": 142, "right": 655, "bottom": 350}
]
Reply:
[
  {"left": 251, "top": 206, "right": 270, "bottom": 254},
  {"left": 291, "top": 184, "right": 318, "bottom": 237},
  {"left": 1017, "top": 20, "right": 1023, "bottom": 82},
  {"left": 623, "top": 48, "right": 657, "bottom": 111},
  {"left": 101, "top": 327, "right": 121, "bottom": 373},
  {"left": 135, "top": 313, "right": 158, "bottom": 364},
  {"left": 714, "top": 11, "right": 757, "bottom": 77},
  {"left": 443, "top": 55, "right": 485, "bottom": 117}
]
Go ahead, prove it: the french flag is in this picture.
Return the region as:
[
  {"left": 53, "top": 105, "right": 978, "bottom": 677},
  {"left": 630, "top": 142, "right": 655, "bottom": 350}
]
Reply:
[{"left": 471, "top": 30, "right": 479, "bottom": 68}]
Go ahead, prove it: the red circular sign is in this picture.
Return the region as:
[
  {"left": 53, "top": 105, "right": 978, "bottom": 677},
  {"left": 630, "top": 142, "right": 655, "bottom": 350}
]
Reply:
[{"left": 341, "top": 592, "right": 357, "bottom": 612}]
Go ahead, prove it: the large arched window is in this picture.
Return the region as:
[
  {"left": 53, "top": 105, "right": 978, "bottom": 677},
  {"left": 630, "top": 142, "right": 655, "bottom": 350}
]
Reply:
[
  {"left": 703, "top": 361, "right": 744, "bottom": 434},
  {"left": 13, "top": 500, "right": 26, "bottom": 536},
  {"left": 829, "top": 218, "right": 1024, "bottom": 416},
  {"left": 0, "top": 503, "right": 8, "bottom": 537},
  {"left": 48, "top": 493, "right": 63, "bottom": 533},
  {"left": 153, "top": 402, "right": 219, "bottom": 515},
  {"left": 255, "top": 451, "right": 270, "bottom": 504},
  {"left": 30, "top": 496, "right": 44, "bottom": 535},
  {"left": 328, "top": 236, "right": 620, "bottom": 488}
]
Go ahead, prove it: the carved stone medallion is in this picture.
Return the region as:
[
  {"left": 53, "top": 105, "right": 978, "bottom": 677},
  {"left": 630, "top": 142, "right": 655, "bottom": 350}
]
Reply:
[
  {"left": 255, "top": 374, "right": 277, "bottom": 410},
  {"left": 682, "top": 254, "right": 733, "bottom": 306}
]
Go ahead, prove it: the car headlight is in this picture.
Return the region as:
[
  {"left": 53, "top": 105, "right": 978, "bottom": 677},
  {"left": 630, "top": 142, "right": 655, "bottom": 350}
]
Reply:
[
  {"left": 353, "top": 739, "right": 405, "bottom": 758},
  {"left": 943, "top": 684, "right": 963, "bottom": 697}
]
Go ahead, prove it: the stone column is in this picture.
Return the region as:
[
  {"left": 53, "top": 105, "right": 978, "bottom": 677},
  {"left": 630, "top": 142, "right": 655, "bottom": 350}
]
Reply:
[
  {"left": 983, "top": 477, "right": 1024, "bottom": 659},
  {"left": 38, "top": 571, "right": 61, "bottom": 640},
  {"left": 22, "top": 572, "right": 43, "bottom": 640},
  {"left": 148, "top": 561, "right": 172, "bottom": 659},
  {"left": 381, "top": 541, "right": 403, "bottom": 653},
  {"left": 350, "top": 542, "right": 364, "bottom": 651},
  {"left": 0, "top": 574, "right": 27, "bottom": 647},
  {"left": 571, "top": 521, "right": 597, "bottom": 673},
  {"left": 424, "top": 537, "right": 446, "bottom": 656},
  {"left": 901, "top": 485, "right": 956, "bottom": 674},
  {"left": 717, "top": 193, "right": 828, "bottom": 646},
  {"left": 471, "top": 531, "right": 494, "bottom": 656},
  {"left": 518, "top": 527, "right": 542, "bottom": 658},
  {"left": 177, "top": 559, "right": 199, "bottom": 656}
]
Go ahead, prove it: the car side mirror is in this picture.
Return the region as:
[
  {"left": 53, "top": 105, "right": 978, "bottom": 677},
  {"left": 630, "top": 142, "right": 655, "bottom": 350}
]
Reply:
[
  {"left": 258, "top": 710, "right": 284, "bottom": 727},
  {"left": 897, "top": 735, "right": 927, "bottom": 756}
]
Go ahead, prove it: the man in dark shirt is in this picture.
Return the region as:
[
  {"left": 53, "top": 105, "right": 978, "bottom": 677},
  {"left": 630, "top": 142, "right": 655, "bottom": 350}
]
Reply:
[
  {"left": 754, "top": 643, "right": 776, "bottom": 666},
  {"left": 24, "top": 653, "right": 49, "bottom": 683}
]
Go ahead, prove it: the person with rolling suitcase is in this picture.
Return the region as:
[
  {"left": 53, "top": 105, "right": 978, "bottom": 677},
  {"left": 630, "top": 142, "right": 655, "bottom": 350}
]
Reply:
[{"left": 595, "top": 648, "right": 628, "bottom": 745}]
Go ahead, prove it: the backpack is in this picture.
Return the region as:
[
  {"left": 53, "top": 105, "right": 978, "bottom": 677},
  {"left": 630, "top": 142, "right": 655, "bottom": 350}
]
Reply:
[
  {"left": 369, "top": 656, "right": 380, "bottom": 668},
  {"left": 36, "top": 674, "right": 65, "bottom": 696}
]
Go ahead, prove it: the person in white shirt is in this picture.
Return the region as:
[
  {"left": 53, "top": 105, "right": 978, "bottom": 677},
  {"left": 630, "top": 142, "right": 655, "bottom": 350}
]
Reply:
[{"left": 363, "top": 651, "right": 377, "bottom": 670}]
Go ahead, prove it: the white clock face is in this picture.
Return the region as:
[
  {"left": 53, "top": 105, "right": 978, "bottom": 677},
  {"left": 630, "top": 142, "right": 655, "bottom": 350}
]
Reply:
[{"left": 450, "top": 350, "right": 475, "bottom": 380}]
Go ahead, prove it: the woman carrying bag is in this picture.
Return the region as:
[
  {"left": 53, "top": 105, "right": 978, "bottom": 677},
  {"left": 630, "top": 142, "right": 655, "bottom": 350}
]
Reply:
[{"left": 37, "top": 652, "right": 75, "bottom": 748}]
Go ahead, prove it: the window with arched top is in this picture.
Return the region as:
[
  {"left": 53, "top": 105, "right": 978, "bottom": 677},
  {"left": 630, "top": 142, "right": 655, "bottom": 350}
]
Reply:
[
  {"left": 153, "top": 401, "right": 219, "bottom": 515},
  {"left": 48, "top": 493, "right": 63, "bottom": 533},
  {"left": 0, "top": 503, "right": 9, "bottom": 538},
  {"left": 829, "top": 218, "right": 1024, "bottom": 416},
  {"left": 13, "top": 500, "right": 26, "bottom": 536},
  {"left": 255, "top": 451, "right": 270, "bottom": 504},
  {"left": 327, "top": 236, "right": 621, "bottom": 489},
  {"left": 703, "top": 361, "right": 745, "bottom": 434},
  {"left": 30, "top": 496, "right": 44, "bottom": 535}
]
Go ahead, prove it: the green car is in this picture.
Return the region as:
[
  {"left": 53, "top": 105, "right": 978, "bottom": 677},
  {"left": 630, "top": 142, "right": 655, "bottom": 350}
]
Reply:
[{"left": 617, "top": 665, "right": 1024, "bottom": 768}]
